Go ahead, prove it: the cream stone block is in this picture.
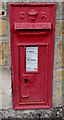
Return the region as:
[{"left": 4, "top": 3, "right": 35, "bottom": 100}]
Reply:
[
  {"left": 0, "top": 20, "right": 7, "bottom": 36},
  {"left": 2, "top": 88, "right": 12, "bottom": 108},
  {"left": 55, "top": 20, "right": 64, "bottom": 39},
  {"left": 58, "top": 41, "right": 64, "bottom": 67},
  {"left": 53, "top": 85, "right": 62, "bottom": 106},
  {"left": 0, "top": 68, "right": 2, "bottom": 109},
  {"left": 56, "top": 69, "right": 64, "bottom": 83},
  {"left": 0, "top": 41, "right": 9, "bottom": 66},
  {"left": 2, "top": 69, "right": 12, "bottom": 108},
  {"left": 0, "top": 41, "right": 2, "bottom": 66},
  {"left": 0, "top": 2, "right": 2, "bottom": 11}
]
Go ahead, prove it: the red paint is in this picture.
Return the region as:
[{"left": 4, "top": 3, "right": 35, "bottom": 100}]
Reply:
[{"left": 9, "top": 3, "right": 56, "bottom": 109}]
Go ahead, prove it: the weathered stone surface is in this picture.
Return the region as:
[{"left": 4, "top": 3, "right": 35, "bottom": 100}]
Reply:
[
  {"left": 53, "top": 85, "right": 62, "bottom": 107},
  {"left": 55, "top": 20, "right": 64, "bottom": 39},
  {"left": 0, "top": 68, "right": 2, "bottom": 109},
  {"left": 62, "top": 1, "right": 64, "bottom": 15},
  {"left": 54, "top": 40, "right": 59, "bottom": 70},
  {"left": 0, "top": 41, "right": 9, "bottom": 66},
  {"left": 58, "top": 41, "right": 64, "bottom": 67},
  {"left": 0, "top": 20, "right": 7, "bottom": 36},
  {"left": 56, "top": 3, "right": 62, "bottom": 20},
  {"left": 0, "top": 41, "right": 2, "bottom": 66},
  {"left": 62, "top": 84, "right": 64, "bottom": 106},
  {"left": 1, "top": 106, "right": 63, "bottom": 119},
  {"left": 2, "top": 68, "right": 11, "bottom": 108},
  {"left": 56, "top": 69, "right": 63, "bottom": 83},
  {"left": 0, "top": 1, "right": 2, "bottom": 12},
  {"left": 62, "top": 21, "right": 64, "bottom": 36},
  {"left": 62, "top": 69, "right": 64, "bottom": 84}
]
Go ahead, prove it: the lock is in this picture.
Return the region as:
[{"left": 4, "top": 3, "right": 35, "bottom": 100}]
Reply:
[
  {"left": 24, "top": 79, "right": 29, "bottom": 83},
  {"left": 22, "top": 74, "right": 34, "bottom": 83}
]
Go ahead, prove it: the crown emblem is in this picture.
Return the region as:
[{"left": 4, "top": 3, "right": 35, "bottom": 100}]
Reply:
[{"left": 28, "top": 9, "right": 38, "bottom": 21}]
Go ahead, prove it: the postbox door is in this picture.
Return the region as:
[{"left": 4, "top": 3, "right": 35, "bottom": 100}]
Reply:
[{"left": 19, "top": 45, "right": 47, "bottom": 103}]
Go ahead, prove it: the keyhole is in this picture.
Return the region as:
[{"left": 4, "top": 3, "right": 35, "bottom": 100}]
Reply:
[{"left": 24, "top": 79, "right": 28, "bottom": 83}]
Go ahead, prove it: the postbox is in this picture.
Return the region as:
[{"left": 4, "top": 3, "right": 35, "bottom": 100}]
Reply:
[{"left": 9, "top": 3, "right": 56, "bottom": 109}]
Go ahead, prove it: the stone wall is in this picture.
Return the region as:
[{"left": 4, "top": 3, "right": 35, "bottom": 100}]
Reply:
[{"left": 0, "top": 0, "right": 64, "bottom": 119}]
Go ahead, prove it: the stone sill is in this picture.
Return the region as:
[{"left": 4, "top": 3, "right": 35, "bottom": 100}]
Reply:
[{"left": 0, "top": 106, "right": 63, "bottom": 119}]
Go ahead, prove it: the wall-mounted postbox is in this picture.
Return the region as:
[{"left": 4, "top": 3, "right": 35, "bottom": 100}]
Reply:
[{"left": 9, "top": 3, "right": 56, "bottom": 109}]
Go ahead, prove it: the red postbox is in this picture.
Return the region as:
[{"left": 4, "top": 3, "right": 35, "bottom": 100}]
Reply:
[{"left": 9, "top": 3, "right": 56, "bottom": 109}]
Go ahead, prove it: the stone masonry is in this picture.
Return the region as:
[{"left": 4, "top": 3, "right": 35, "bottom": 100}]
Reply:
[{"left": 0, "top": 0, "right": 64, "bottom": 119}]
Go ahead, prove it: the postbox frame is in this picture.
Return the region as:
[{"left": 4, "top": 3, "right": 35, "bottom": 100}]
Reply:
[{"left": 9, "top": 3, "right": 56, "bottom": 109}]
